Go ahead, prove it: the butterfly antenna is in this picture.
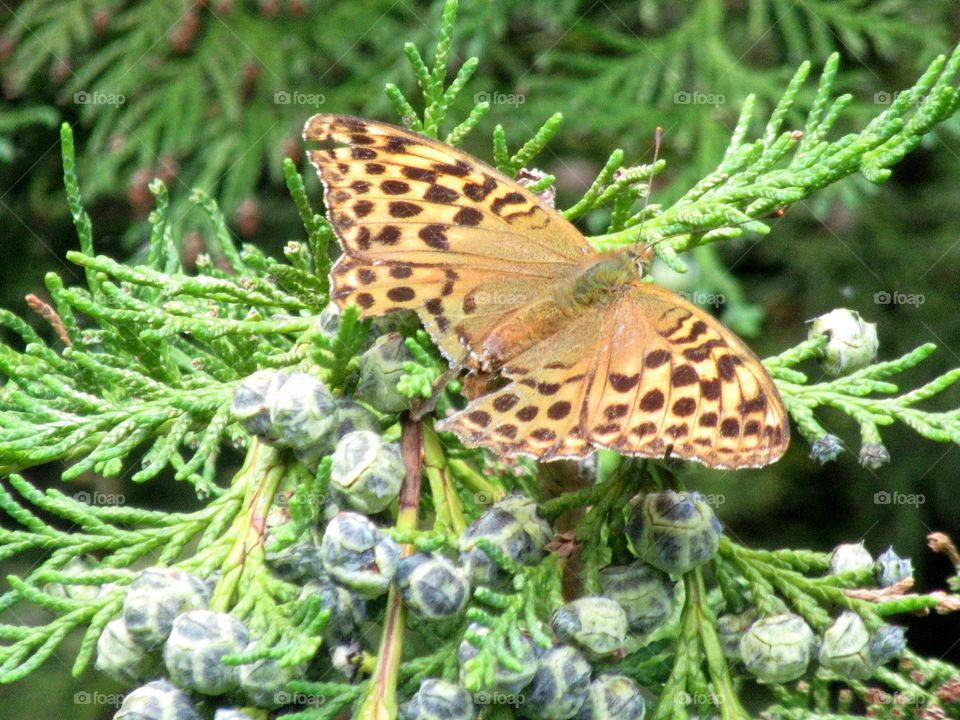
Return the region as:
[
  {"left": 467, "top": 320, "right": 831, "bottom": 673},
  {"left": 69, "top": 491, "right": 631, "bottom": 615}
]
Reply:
[{"left": 634, "top": 127, "right": 663, "bottom": 261}]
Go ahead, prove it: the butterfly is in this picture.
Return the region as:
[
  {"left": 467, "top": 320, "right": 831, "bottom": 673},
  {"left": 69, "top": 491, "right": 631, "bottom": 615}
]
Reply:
[{"left": 304, "top": 115, "right": 789, "bottom": 468}]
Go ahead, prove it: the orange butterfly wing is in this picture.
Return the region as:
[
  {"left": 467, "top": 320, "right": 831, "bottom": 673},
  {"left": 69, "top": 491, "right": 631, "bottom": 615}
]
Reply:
[
  {"left": 304, "top": 114, "right": 592, "bottom": 366},
  {"left": 438, "top": 281, "right": 789, "bottom": 468}
]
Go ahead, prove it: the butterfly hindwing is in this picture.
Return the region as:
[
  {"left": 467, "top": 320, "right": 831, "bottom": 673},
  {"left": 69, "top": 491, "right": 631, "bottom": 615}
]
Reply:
[
  {"left": 441, "top": 283, "right": 789, "bottom": 468},
  {"left": 436, "top": 309, "right": 604, "bottom": 459},
  {"left": 580, "top": 283, "right": 789, "bottom": 468}
]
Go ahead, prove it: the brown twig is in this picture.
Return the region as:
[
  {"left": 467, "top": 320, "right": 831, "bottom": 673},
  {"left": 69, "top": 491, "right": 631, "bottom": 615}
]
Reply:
[
  {"left": 356, "top": 417, "right": 423, "bottom": 720},
  {"left": 928, "top": 532, "right": 960, "bottom": 572},
  {"left": 24, "top": 294, "right": 71, "bottom": 346}
]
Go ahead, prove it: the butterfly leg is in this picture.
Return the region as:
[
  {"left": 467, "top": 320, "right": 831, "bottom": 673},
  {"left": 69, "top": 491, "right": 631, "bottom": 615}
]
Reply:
[{"left": 410, "top": 352, "right": 471, "bottom": 420}]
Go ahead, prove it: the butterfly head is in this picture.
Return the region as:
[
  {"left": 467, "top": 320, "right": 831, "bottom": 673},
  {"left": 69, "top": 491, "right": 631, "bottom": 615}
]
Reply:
[{"left": 626, "top": 245, "right": 655, "bottom": 279}]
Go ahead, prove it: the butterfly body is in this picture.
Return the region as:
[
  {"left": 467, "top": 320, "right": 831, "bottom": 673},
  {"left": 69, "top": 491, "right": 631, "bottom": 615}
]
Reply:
[
  {"left": 305, "top": 114, "right": 790, "bottom": 468},
  {"left": 563, "top": 250, "right": 640, "bottom": 309}
]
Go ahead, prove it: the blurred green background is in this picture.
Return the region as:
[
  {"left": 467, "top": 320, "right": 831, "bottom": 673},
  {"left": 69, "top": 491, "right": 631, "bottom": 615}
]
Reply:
[{"left": 1, "top": 0, "right": 959, "bottom": 716}]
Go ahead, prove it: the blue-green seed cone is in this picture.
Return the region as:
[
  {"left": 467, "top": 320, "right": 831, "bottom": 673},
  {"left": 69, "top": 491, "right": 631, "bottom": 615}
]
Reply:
[
  {"left": 319, "top": 512, "right": 400, "bottom": 598},
  {"left": 162, "top": 609, "right": 249, "bottom": 695},
  {"left": 399, "top": 678, "right": 476, "bottom": 720},
  {"left": 598, "top": 563, "right": 676, "bottom": 634},
  {"left": 828, "top": 542, "right": 873, "bottom": 575},
  {"left": 396, "top": 552, "right": 471, "bottom": 621},
  {"left": 122, "top": 567, "right": 210, "bottom": 651},
  {"left": 740, "top": 613, "right": 816, "bottom": 684},
  {"left": 551, "top": 597, "right": 628, "bottom": 659},
  {"left": 875, "top": 547, "right": 913, "bottom": 587},
  {"left": 807, "top": 308, "right": 878, "bottom": 376},
  {"left": 520, "top": 645, "right": 592, "bottom": 720},
  {"left": 869, "top": 624, "right": 907, "bottom": 666},
  {"left": 114, "top": 679, "right": 201, "bottom": 720},
  {"left": 574, "top": 674, "right": 645, "bottom": 720},
  {"left": 818, "top": 611, "right": 875, "bottom": 680},
  {"left": 625, "top": 491, "right": 722, "bottom": 575},
  {"left": 459, "top": 495, "right": 553, "bottom": 585},
  {"left": 95, "top": 617, "right": 162, "bottom": 685},
  {"left": 268, "top": 372, "right": 339, "bottom": 456},
  {"left": 231, "top": 369, "right": 290, "bottom": 440},
  {"left": 330, "top": 430, "right": 404, "bottom": 514}
]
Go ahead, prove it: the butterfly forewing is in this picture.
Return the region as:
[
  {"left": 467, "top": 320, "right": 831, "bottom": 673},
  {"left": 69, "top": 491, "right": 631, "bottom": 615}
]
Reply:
[
  {"left": 304, "top": 114, "right": 592, "bottom": 364},
  {"left": 305, "top": 113, "right": 790, "bottom": 468}
]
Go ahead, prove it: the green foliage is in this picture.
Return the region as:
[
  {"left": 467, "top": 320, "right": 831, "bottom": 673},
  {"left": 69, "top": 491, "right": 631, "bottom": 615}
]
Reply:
[
  {"left": 2, "top": 0, "right": 454, "bottom": 207},
  {"left": 768, "top": 338, "right": 960, "bottom": 463},
  {"left": 0, "top": 103, "right": 57, "bottom": 162},
  {"left": 587, "top": 50, "right": 960, "bottom": 260},
  {"left": 1, "top": 2, "right": 960, "bottom": 719}
]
